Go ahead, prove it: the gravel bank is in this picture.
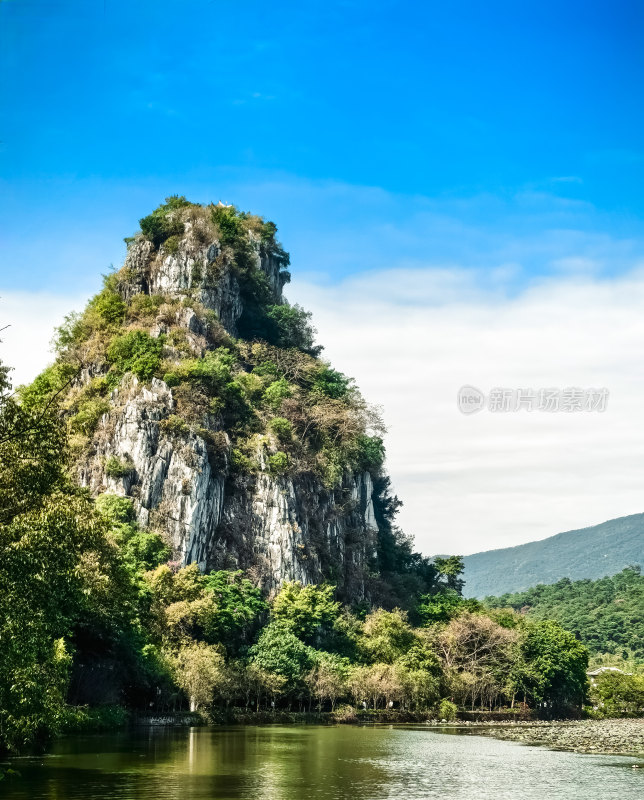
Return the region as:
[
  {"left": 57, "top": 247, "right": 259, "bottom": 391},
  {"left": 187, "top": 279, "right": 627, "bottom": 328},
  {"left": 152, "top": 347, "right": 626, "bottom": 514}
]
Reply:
[{"left": 469, "top": 719, "right": 644, "bottom": 757}]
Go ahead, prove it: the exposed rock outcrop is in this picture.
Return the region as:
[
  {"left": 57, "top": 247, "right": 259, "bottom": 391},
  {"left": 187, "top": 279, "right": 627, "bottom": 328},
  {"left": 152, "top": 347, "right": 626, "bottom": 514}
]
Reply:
[
  {"left": 70, "top": 200, "right": 387, "bottom": 598},
  {"left": 120, "top": 223, "right": 287, "bottom": 336},
  {"left": 79, "top": 375, "right": 380, "bottom": 596}
]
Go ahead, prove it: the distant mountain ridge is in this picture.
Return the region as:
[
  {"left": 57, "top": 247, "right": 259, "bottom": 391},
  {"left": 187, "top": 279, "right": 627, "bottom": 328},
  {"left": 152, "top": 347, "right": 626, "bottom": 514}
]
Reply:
[{"left": 462, "top": 513, "right": 644, "bottom": 599}]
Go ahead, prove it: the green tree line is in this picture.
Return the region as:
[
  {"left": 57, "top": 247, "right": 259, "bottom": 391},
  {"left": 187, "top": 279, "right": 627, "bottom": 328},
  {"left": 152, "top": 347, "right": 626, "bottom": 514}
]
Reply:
[{"left": 485, "top": 567, "right": 644, "bottom": 662}]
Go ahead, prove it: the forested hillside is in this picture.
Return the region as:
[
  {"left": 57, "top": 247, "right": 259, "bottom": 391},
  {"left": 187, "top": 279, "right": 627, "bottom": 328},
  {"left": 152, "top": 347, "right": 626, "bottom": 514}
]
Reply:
[
  {"left": 462, "top": 514, "right": 644, "bottom": 598},
  {"left": 486, "top": 567, "right": 644, "bottom": 662}
]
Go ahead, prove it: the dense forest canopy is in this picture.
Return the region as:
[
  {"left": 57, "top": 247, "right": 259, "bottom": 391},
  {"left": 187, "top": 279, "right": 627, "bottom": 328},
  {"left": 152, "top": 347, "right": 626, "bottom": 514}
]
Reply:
[{"left": 485, "top": 567, "right": 644, "bottom": 663}]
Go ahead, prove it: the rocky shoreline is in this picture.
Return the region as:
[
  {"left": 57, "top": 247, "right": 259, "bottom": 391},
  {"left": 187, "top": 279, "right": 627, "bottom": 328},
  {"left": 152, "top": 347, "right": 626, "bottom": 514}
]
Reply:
[{"left": 460, "top": 718, "right": 644, "bottom": 758}]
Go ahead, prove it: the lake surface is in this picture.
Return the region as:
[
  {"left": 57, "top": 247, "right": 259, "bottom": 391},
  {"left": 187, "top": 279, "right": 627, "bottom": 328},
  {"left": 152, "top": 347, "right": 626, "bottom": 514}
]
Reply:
[{"left": 3, "top": 725, "right": 644, "bottom": 800}]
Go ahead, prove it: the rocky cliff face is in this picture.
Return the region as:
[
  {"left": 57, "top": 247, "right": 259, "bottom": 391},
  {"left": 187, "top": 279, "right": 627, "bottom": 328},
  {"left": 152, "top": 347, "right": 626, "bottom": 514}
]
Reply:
[
  {"left": 119, "top": 215, "right": 288, "bottom": 334},
  {"left": 78, "top": 374, "right": 379, "bottom": 596},
  {"left": 67, "top": 200, "right": 385, "bottom": 599}
]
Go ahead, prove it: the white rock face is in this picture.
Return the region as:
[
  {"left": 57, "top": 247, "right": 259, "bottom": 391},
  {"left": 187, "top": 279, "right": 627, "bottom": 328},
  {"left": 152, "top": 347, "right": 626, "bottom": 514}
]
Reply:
[
  {"left": 79, "top": 377, "right": 224, "bottom": 560},
  {"left": 80, "top": 377, "right": 380, "bottom": 595},
  {"left": 214, "top": 470, "right": 380, "bottom": 595},
  {"left": 121, "top": 233, "right": 286, "bottom": 335}
]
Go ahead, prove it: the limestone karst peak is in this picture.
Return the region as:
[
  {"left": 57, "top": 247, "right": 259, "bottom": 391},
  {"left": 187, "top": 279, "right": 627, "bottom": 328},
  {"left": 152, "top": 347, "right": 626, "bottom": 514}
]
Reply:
[{"left": 22, "top": 198, "right": 428, "bottom": 604}]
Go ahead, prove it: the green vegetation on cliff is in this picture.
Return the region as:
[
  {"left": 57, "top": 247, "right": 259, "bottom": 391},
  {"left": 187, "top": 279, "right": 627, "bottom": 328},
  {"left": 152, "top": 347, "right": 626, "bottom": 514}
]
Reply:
[{"left": 42, "top": 199, "right": 383, "bottom": 490}]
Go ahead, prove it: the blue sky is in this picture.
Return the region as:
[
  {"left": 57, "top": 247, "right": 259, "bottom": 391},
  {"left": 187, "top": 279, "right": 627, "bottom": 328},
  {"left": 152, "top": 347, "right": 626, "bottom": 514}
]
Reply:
[
  {"left": 2, "top": 0, "right": 644, "bottom": 553},
  {"left": 2, "top": 0, "right": 644, "bottom": 294}
]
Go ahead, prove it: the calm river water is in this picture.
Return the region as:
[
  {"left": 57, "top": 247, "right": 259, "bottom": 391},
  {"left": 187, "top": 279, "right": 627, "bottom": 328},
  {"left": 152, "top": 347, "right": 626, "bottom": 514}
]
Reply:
[{"left": 3, "top": 725, "right": 644, "bottom": 800}]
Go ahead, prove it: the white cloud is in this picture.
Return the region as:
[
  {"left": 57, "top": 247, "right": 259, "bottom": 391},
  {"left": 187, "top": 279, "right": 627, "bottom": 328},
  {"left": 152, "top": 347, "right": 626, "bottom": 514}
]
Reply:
[{"left": 290, "top": 269, "right": 644, "bottom": 556}]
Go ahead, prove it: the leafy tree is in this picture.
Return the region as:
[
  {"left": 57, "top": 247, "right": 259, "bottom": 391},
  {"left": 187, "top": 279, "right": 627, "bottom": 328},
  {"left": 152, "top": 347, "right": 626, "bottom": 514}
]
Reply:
[
  {"left": 87, "top": 288, "right": 127, "bottom": 325},
  {"left": 139, "top": 196, "right": 191, "bottom": 248},
  {"left": 104, "top": 455, "right": 135, "bottom": 479},
  {"left": 401, "top": 667, "right": 441, "bottom": 711},
  {"left": 268, "top": 451, "right": 289, "bottom": 474},
  {"left": 163, "top": 347, "right": 236, "bottom": 391},
  {"left": 433, "top": 556, "right": 465, "bottom": 594},
  {"left": 0, "top": 636, "right": 72, "bottom": 753},
  {"left": 437, "top": 698, "right": 458, "bottom": 721},
  {"left": 95, "top": 494, "right": 170, "bottom": 573},
  {"left": 352, "top": 434, "right": 385, "bottom": 472},
  {"left": 167, "top": 642, "right": 224, "bottom": 711},
  {"left": 202, "top": 570, "right": 267, "bottom": 648},
  {"left": 437, "top": 611, "right": 519, "bottom": 710},
  {"left": 1, "top": 371, "right": 67, "bottom": 526},
  {"left": 266, "top": 304, "right": 319, "bottom": 354},
  {"left": 0, "top": 490, "right": 129, "bottom": 751},
  {"left": 144, "top": 564, "right": 266, "bottom": 654},
  {"left": 210, "top": 203, "right": 244, "bottom": 246},
  {"left": 305, "top": 652, "right": 349, "bottom": 711},
  {"left": 106, "top": 330, "right": 164, "bottom": 385},
  {"left": 590, "top": 671, "right": 644, "bottom": 716},
  {"left": 395, "top": 634, "right": 441, "bottom": 675},
  {"left": 163, "top": 348, "right": 252, "bottom": 428},
  {"left": 519, "top": 620, "right": 589, "bottom": 712},
  {"left": 359, "top": 608, "right": 419, "bottom": 664},
  {"left": 322, "top": 610, "right": 363, "bottom": 660},
  {"left": 249, "top": 621, "right": 314, "bottom": 689},
  {"left": 52, "top": 275, "right": 128, "bottom": 357},
  {"left": 243, "top": 662, "right": 287, "bottom": 710},
  {"left": 267, "top": 416, "right": 293, "bottom": 442},
  {"left": 263, "top": 377, "right": 291, "bottom": 410},
  {"left": 417, "top": 592, "right": 482, "bottom": 625},
  {"left": 271, "top": 582, "right": 340, "bottom": 643},
  {"left": 311, "top": 364, "right": 351, "bottom": 399},
  {"left": 347, "top": 663, "right": 404, "bottom": 710}
]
